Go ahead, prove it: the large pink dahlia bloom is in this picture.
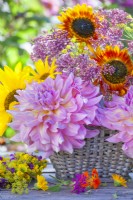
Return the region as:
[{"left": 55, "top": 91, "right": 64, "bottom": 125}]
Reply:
[
  {"left": 96, "top": 86, "right": 133, "bottom": 158},
  {"left": 9, "top": 73, "right": 102, "bottom": 158}
]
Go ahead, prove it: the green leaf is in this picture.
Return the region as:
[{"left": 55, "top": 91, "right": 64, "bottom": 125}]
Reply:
[
  {"left": 48, "top": 184, "right": 62, "bottom": 192},
  {"left": 113, "top": 193, "right": 118, "bottom": 199},
  {"left": 34, "top": 183, "right": 39, "bottom": 190},
  {"left": 101, "top": 182, "right": 107, "bottom": 187},
  {"left": 4, "top": 127, "right": 15, "bottom": 138},
  {"left": 61, "top": 180, "right": 72, "bottom": 186}
]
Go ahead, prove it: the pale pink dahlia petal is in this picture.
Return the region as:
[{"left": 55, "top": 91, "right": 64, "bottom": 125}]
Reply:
[
  {"left": 9, "top": 73, "right": 101, "bottom": 157},
  {"left": 60, "top": 138, "right": 74, "bottom": 153},
  {"left": 122, "top": 140, "right": 133, "bottom": 158},
  {"left": 86, "top": 129, "right": 100, "bottom": 138},
  {"left": 107, "top": 131, "right": 133, "bottom": 143},
  {"left": 71, "top": 113, "right": 88, "bottom": 122},
  {"left": 61, "top": 73, "right": 74, "bottom": 97}
]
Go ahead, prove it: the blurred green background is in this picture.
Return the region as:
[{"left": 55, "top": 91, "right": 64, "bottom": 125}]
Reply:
[{"left": 0, "top": 0, "right": 50, "bottom": 68}]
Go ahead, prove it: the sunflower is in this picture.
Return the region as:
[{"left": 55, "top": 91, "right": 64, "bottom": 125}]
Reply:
[
  {"left": 92, "top": 45, "right": 133, "bottom": 96},
  {"left": 0, "top": 63, "right": 31, "bottom": 136},
  {"left": 112, "top": 174, "right": 127, "bottom": 187},
  {"left": 58, "top": 4, "right": 100, "bottom": 44},
  {"left": 30, "top": 57, "right": 61, "bottom": 82}
]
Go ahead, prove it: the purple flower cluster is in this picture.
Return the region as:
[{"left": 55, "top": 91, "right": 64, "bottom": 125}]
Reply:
[
  {"left": 0, "top": 178, "right": 8, "bottom": 188},
  {"left": 72, "top": 174, "right": 87, "bottom": 194},
  {"left": 110, "top": 0, "right": 133, "bottom": 7},
  {"left": 96, "top": 8, "right": 132, "bottom": 47},
  {"left": 57, "top": 53, "right": 98, "bottom": 81},
  {"left": 31, "top": 30, "right": 70, "bottom": 62},
  {"left": 28, "top": 163, "right": 34, "bottom": 169},
  {"left": 8, "top": 168, "right": 15, "bottom": 173},
  {"left": 0, "top": 156, "right": 3, "bottom": 160},
  {"left": 128, "top": 41, "right": 133, "bottom": 55},
  {"left": 10, "top": 154, "right": 16, "bottom": 161}
]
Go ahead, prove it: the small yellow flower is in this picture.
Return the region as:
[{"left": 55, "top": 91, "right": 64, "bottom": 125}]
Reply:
[
  {"left": 16, "top": 171, "right": 24, "bottom": 177},
  {"left": 36, "top": 175, "right": 48, "bottom": 191},
  {"left": 24, "top": 174, "right": 31, "bottom": 181},
  {"left": 18, "top": 164, "right": 28, "bottom": 172},
  {"left": 8, "top": 162, "right": 17, "bottom": 168},
  {"left": 23, "top": 154, "right": 30, "bottom": 160},
  {"left": 32, "top": 157, "right": 38, "bottom": 163},
  {"left": 30, "top": 57, "right": 61, "bottom": 82},
  {"left": 112, "top": 174, "right": 127, "bottom": 187},
  {"left": 34, "top": 165, "right": 39, "bottom": 173}
]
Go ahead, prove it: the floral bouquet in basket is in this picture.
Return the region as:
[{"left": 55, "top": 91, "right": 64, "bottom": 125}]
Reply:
[{"left": 0, "top": 4, "right": 133, "bottom": 176}]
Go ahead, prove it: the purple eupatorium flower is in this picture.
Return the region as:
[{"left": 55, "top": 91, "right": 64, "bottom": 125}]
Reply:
[
  {"left": 10, "top": 73, "right": 102, "bottom": 158},
  {"left": 31, "top": 30, "right": 70, "bottom": 62},
  {"left": 110, "top": 0, "right": 133, "bottom": 7},
  {"left": 57, "top": 53, "right": 98, "bottom": 82}
]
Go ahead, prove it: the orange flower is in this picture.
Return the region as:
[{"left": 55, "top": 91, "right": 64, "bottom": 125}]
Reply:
[
  {"left": 72, "top": 169, "right": 101, "bottom": 193},
  {"left": 83, "top": 171, "right": 90, "bottom": 178},
  {"left": 92, "top": 168, "right": 99, "bottom": 177},
  {"left": 112, "top": 174, "right": 127, "bottom": 187},
  {"left": 58, "top": 4, "right": 101, "bottom": 44},
  {"left": 91, "top": 45, "right": 133, "bottom": 96},
  {"left": 89, "top": 169, "right": 101, "bottom": 189}
]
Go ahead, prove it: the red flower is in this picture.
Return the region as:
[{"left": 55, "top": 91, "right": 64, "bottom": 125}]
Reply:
[{"left": 89, "top": 169, "right": 101, "bottom": 189}]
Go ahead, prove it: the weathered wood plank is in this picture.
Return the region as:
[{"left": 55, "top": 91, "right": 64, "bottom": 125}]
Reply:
[{"left": 0, "top": 175, "right": 133, "bottom": 200}]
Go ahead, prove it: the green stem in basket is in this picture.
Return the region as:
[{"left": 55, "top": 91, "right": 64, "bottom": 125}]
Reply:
[
  {"left": 49, "top": 175, "right": 63, "bottom": 183},
  {"left": 49, "top": 175, "right": 72, "bottom": 186}
]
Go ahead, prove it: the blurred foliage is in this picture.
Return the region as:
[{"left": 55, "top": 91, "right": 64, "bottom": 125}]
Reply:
[
  {"left": 0, "top": 0, "right": 49, "bottom": 68},
  {"left": 4, "top": 127, "right": 15, "bottom": 138}
]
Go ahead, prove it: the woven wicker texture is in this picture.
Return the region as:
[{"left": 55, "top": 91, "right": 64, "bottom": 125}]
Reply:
[{"left": 50, "top": 127, "right": 133, "bottom": 179}]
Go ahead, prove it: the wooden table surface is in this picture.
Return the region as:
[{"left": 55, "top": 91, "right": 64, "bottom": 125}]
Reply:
[{"left": 0, "top": 173, "right": 133, "bottom": 200}]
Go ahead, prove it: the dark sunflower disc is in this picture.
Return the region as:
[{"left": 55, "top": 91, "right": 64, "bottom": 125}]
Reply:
[
  {"left": 72, "top": 18, "right": 95, "bottom": 38},
  {"left": 103, "top": 60, "right": 128, "bottom": 84}
]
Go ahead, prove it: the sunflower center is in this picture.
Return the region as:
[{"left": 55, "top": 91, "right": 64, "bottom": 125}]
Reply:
[
  {"left": 103, "top": 60, "right": 128, "bottom": 84},
  {"left": 72, "top": 18, "right": 95, "bottom": 38},
  {"left": 40, "top": 73, "right": 50, "bottom": 80},
  {"left": 4, "top": 90, "right": 17, "bottom": 110}
]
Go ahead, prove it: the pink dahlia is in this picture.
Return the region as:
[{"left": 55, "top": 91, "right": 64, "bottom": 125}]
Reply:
[
  {"left": 96, "top": 86, "right": 133, "bottom": 158},
  {"left": 9, "top": 73, "right": 102, "bottom": 158}
]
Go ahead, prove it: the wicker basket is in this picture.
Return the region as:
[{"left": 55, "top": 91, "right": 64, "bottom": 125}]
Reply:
[{"left": 50, "top": 127, "right": 133, "bottom": 180}]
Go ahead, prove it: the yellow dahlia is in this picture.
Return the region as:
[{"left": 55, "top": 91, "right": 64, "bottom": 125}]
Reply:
[
  {"left": 92, "top": 45, "right": 133, "bottom": 96},
  {"left": 112, "top": 174, "right": 127, "bottom": 187},
  {"left": 30, "top": 57, "right": 61, "bottom": 82},
  {"left": 0, "top": 63, "right": 31, "bottom": 136},
  {"left": 58, "top": 4, "right": 100, "bottom": 44}
]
